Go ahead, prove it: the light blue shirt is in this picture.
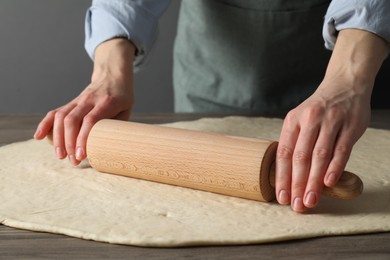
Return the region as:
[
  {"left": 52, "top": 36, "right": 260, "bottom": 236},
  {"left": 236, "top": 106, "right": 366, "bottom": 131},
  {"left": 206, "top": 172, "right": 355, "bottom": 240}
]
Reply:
[
  {"left": 323, "top": 0, "right": 390, "bottom": 50},
  {"left": 85, "top": 0, "right": 390, "bottom": 68},
  {"left": 85, "top": 0, "right": 171, "bottom": 66}
]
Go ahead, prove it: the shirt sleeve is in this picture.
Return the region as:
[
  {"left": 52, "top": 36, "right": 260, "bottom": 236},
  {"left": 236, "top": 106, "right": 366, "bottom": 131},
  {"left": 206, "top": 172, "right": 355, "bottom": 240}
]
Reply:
[
  {"left": 85, "top": 0, "right": 171, "bottom": 67},
  {"left": 323, "top": 0, "right": 390, "bottom": 50}
]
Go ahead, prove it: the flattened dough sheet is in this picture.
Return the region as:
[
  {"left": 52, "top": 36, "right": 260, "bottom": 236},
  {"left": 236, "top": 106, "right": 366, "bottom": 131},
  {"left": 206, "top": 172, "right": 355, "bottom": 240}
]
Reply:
[{"left": 0, "top": 117, "right": 389, "bottom": 247}]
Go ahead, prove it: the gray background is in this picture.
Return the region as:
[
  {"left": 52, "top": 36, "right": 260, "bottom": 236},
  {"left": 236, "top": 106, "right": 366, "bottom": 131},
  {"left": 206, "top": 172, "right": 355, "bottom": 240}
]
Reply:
[
  {"left": 0, "top": 0, "right": 388, "bottom": 114},
  {"left": 0, "top": 0, "right": 180, "bottom": 114}
]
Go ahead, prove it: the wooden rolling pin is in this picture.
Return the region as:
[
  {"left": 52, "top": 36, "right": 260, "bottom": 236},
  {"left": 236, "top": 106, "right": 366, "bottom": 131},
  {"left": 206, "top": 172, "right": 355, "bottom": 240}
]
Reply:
[{"left": 84, "top": 119, "right": 363, "bottom": 202}]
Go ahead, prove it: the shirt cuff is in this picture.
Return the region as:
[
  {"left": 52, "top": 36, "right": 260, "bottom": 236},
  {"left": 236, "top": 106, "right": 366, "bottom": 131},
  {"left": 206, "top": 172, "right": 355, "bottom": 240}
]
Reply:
[
  {"left": 85, "top": 0, "right": 169, "bottom": 68},
  {"left": 323, "top": 0, "right": 390, "bottom": 50}
]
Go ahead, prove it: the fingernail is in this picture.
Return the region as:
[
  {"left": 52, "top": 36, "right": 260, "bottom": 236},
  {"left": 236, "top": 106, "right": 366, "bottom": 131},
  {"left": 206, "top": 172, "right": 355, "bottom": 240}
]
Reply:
[
  {"left": 34, "top": 129, "right": 41, "bottom": 139},
  {"left": 293, "top": 197, "right": 304, "bottom": 212},
  {"left": 56, "top": 147, "right": 65, "bottom": 159},
  {"left": 278, "top": 190, "right": 290, "bottom": 204},
  {"left": 326, "top": 173, "right": 337, "bottom": 186},
  {"left": 76, "top": 147, "right": 84, "bottom": 161},
  {"left": 69, "top": 155, "right": 78, "bottom": 165},
  {"left": 304, "top": 192, "right": 317, "bottom": 207}
]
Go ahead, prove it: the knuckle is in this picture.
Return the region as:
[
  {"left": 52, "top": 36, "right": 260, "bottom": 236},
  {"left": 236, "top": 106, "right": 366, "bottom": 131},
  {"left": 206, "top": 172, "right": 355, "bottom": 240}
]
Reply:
[
  {"left": 292, "top": 182, "right": 306, "bottom": 194},
  {"left": 334, "top": 144, "right": 350, "bottom": 155},
  {"left": 46, "top": 110, "right": 56, "bottom": 117},
  {"left": 277, "top": 145, "right": 293, "bottom": 160},
  {"left": 313, "top": 147, "right": 331, "bottom": 160},
  {"left": 327, "top": 106, "right": 341, "bottom": 119},
  {"left": 303, "top": 106, "right": 323, "bottom": 126},
  {"left": 64, "top": 114, "right": 78, "bottom": 125},
  {"left": 54, "top": 110, "right": 67, "bottom": 120},
  {"left": 83, "top": 92, "right": 95, "bottom": 100},
  {"left": 284, "top": 111, "right": 297, "bottom": 128},
  {"left": 293, "top": 151, "right": 311, "bottom": 164},
  {"left": 83, "top": 114, "right": 98, "bottom": 125},
  {"left": 275, "top": 174, "right": 286, "bottom": 185},
  {"left": 78, "top": 91, "right": 97, "bottom": 105},
  {"left": 64, "top": 141, "right": 74, "bottom": 148},
  {"left": 101, "top": 94, "right": 116, "bottom": 107},
  {"left": 65, "top": 143, "right": 75, "bottom": 153}
]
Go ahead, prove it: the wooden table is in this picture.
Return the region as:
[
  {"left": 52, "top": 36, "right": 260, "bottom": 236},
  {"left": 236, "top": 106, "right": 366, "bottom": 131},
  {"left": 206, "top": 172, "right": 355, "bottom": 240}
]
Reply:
[{"left": 1, "top": 112, "right": 389, "bottom": 259}]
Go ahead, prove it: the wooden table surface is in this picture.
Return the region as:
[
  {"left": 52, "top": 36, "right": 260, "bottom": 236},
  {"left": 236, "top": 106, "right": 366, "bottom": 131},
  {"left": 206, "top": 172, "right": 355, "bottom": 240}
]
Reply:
[{"left": 1, "top": 112, "right": 389, "bottom": 259}]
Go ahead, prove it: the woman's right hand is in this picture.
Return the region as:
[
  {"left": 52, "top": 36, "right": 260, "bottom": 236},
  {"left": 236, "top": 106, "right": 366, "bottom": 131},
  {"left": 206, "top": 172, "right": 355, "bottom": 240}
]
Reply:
[{"left": 34, "top": 38, "right": 136, "bottom": 166}]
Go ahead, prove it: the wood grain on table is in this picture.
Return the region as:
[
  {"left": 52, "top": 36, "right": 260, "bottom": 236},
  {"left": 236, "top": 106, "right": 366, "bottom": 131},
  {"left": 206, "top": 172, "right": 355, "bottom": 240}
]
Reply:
[{"left": 1, "top": 112, "right": 389, "bottom": 260}]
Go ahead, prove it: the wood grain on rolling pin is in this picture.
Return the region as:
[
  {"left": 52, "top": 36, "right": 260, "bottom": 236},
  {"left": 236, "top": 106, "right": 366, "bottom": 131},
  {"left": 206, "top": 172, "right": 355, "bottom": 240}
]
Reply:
[
  {"left": 86, "top": 120, "right": 363, "bottom": 202},
  {"left": 87, "top": 119, "right": 277, "bottom": 202}
]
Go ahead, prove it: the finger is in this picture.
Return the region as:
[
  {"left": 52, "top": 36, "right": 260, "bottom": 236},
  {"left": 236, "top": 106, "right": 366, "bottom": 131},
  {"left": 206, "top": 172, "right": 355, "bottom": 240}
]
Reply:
[
  {"left": 34, "top": 110, "right": 56, "bottom": 140},
  {"left": 324, "top": 131, "right": 353, "bottom": 188},
  {"left": 64, "top": 104, "right": 94, "bottom": 165},
  {"left": 276, "top": 114, "right": 299, "bottom": 205},
  {"left": 303, "top": 125, "right": 340, "bottom": 208},
  {"left": 291, "top": 126, "right": 319, "bottom": 213},
  {"left": 75, "top": 105, "right": 124, "bottom": 161},
  {"left": 75, "top": 113, "right": 99, "bottom": 161},
  {"left": 53, "top": 104, "right": 75, "bottom": 159}
]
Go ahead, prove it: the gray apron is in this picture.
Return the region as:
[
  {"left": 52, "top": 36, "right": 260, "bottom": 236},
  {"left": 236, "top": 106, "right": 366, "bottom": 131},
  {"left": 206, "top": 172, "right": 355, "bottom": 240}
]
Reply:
[{"left": 173, "top": 0, "right": 331, "bottom": 114}]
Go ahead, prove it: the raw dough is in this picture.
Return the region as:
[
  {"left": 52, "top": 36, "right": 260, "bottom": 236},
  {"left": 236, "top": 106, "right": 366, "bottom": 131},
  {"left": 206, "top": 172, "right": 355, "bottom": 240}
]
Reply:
[{"left": 0, "top": 116, "right": 389, "bottom": 247}]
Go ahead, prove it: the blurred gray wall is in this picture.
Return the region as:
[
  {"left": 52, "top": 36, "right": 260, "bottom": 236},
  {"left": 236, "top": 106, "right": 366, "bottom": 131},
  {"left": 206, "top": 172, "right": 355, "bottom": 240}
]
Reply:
[{"left": 0, "top": 0, "right": 180, "bottom": 114}]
